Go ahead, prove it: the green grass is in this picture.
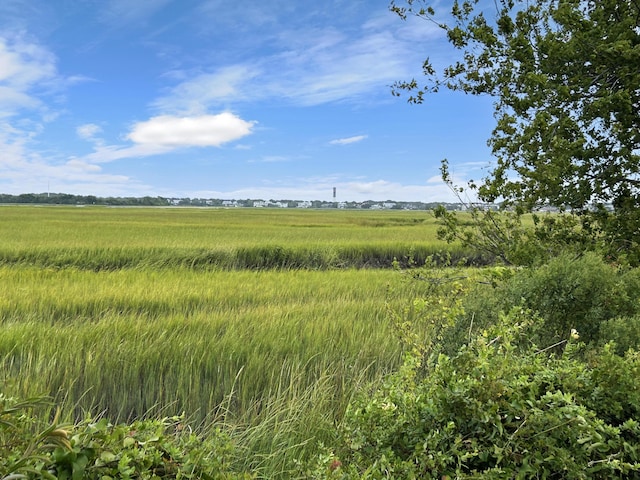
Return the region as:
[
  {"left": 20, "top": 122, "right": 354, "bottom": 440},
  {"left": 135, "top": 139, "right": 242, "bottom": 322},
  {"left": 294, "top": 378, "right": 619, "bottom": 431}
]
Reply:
[
  {"left": 0, "top": 266, "right": 415, "bottom": 422},
  {"left": 0, "top": 206, "right": 471, "bottom": 269},
  {"left": 0, "top": 265, "right": 434, "bottom": 477},
  {"left": 0, "top": 206, "right": 462, "bottom": 477}
]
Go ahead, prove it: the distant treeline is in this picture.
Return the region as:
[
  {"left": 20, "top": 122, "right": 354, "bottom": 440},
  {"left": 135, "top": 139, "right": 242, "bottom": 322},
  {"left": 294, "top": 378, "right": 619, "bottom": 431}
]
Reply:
[
  {"left": 0, "top": 192, "right": 465, "bottom": 210},
  {"left": 0, "top": 193, "right": 167, "bottom": 206}
]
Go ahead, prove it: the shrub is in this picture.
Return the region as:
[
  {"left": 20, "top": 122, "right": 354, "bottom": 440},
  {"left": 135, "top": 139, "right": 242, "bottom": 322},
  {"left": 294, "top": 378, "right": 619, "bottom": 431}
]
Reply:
[
  {"left": 308, "top": 311, "right": 640, "bottom": 478},
  {"left": 48, "top": 416, "right": 249, "bottom": 480},
  {"left": 450, "top": 253, "right": 640, "bottom": 351},
  {"left": 598, "top": 315, "right": 640, "bottom": 356},
  {"left": 0, "top": 395, "right": 250, "bottom": 479},
  {"left": 502, "top": 253, "right": 636, "bottom": 344}
]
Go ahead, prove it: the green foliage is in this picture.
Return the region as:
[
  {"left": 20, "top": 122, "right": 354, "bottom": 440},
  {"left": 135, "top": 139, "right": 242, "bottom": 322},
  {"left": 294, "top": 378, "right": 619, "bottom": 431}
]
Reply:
[
  {"left": 434, "top": 204, "right": 567, "bottom": 266},
  {"left": 388, "top": 253, "right": 470, "bottom": 360},
  {"left": 435, "top": 160, "right": 594, "bottom": 266},
  {"left": 0, "top": 395, "right": 70, "bottom": 479},
  {"left": 598, "top": 314, "right": 640, "bottom": 357},
  {"left": 451, "top": 253, "right": 640, "bottom": 351},
  {"left": 392, "top": 0, "right": 640, "bottom": 261},
  {"left": 0, "top": 397, "right": 250, "bottom": 479},
  {"left": 300, "top": 255, "right": 640, "bottom": 477},
  {"left": 49, "top": 416, "right": 248, "bottom": 480},
  {"left": 310, "top": 312, "right": 640, "bottom": 478},
  {"left": 500, "top": 252, "right": 637, "bottom": 345}
]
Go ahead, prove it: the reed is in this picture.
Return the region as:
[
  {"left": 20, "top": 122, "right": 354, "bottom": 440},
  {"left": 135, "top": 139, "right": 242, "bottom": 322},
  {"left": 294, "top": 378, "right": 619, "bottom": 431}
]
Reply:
[
  {"left": 0, "top": 267, "right": 427, "bottom": 423},
  {"left": 0, "top": 206, "right": 458, "bottom": 478},
  {"left": 0, "top": 206, "right": 473, "bottom": 269}
]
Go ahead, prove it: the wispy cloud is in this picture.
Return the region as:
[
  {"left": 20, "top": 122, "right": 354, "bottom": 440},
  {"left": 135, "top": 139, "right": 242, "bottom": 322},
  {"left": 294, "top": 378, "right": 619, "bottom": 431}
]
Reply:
[
  {"left": 153, "top": 65, "right": 259, "bottom": 114},
  {"left": 152, "top": 15, "right": 425, "bottom": 110},
  {"left": 330, "top": 135, "right": 367, "bottom": 145},
  {"left": 0, "top": 34, "right": 56, "bottom": 117},
  {"left": 77, "top": 123, "right": 103, "bottom": 141},
  {"left": 65, "top": 158, "right": 102, "bottom": 172},
  {"left": 79, "top": 143, "right": 173, "bottom": 164},
  {"left": 0, "top": 121, "right": 137, "bottom": 195},
  {"left": 0, "top": 34, "right": 131, "bottom": 194}
]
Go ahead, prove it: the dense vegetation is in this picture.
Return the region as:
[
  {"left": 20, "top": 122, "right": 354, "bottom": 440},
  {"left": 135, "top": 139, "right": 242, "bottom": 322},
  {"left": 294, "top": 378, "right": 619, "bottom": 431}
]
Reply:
[
  {"left": 0, "top": 206, "right": 471, "bottom": 269},
  {"left": 0, "top": 206, "right": 444, "bottom": 478},
  {"left": 2, "top": 5, "right": 640, "bottom": 473},
  {"left": 3, "top": 0, "right": 638, "bottom": 475},
  {"left": 2, "top": 205, "right": 640, "bottom": 478}
]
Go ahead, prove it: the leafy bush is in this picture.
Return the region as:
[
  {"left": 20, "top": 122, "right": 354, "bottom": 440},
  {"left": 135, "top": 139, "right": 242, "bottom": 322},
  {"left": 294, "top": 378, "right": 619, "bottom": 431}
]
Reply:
[
  {"left": 0, "top": 396, "right": 250, "bottom": 479},
  {"left": 502, "top": 253, "right": 638, "bottom": 344},
  {"left": 450, "top": 253, "right": 640, "bottom": 350},
  {"left": 50, "top": 416, "right": 250, "bottom": 480},
  {"left": 308, "top": 311, "right": 640, "bottom": 478},
  {"left": 599, "top": 315, "right": 640, "bottom": 356},
  {"left": 0, "top": 395, "right": 71, "bottom": 479}
]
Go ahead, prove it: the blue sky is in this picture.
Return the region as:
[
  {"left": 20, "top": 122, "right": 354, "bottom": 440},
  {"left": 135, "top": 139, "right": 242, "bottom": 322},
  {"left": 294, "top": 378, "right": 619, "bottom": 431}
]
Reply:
[{"left": 0, "top": 0, "right": 495, "bottom": 202}]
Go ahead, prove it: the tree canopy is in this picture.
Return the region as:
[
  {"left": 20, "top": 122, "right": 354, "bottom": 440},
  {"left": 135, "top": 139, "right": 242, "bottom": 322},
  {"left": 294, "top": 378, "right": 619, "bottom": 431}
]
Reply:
[{"left": 391, "top": 0, "right": 640, "bottom": 253}]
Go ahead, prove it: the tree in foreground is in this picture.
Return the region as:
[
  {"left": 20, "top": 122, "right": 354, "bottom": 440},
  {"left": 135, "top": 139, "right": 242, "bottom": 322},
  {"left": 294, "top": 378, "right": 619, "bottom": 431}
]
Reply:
[{"left": 391, "top": 0, "right": 640, "bottom": 262}]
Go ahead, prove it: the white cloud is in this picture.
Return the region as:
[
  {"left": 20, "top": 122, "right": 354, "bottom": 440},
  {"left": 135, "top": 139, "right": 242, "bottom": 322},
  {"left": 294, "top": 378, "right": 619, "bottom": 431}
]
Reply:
[
  {"left": 75, "top": 112, "right": 256, "bottom": 164},
  {"left": 0, "top": 86, "right": 38, "bottom": 114},
  {"left": 76, "top": 123, "right": 102, "bottom": 140},
  {"left": 65, "top": 158, "right": 102, "bottom": 172},
  {"left": 0, "top": 121, "right": 139, "bottom": 196},
  {"left": 0, "top": 35, "right": 56, "bottom": 116},
  {"left": 278, "top": 30, "right": 408, "bottom": 105},
  {"left": 80, "top": 143, "right": 173, "bottom": 164},
  {"left": 0, "top": 36, "right": 55, "bottom": 85},
  {"left": 127, "top": 112, "right": 255, "bottom": 147},
  {"left": 330, "top": 135, "right": 367, "bottom": 145}
]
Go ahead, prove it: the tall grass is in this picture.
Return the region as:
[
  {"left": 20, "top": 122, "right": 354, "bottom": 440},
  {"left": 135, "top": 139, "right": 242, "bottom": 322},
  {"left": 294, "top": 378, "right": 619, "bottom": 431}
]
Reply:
[
  {"left": 0, "top": 206, "right": 454, "bottom": 477},
  {"left": 0, "top": 267, "right": 424, "bottom": 421},
  {"left": 0, "top": 206, "right": 472, "bottom": 269}
]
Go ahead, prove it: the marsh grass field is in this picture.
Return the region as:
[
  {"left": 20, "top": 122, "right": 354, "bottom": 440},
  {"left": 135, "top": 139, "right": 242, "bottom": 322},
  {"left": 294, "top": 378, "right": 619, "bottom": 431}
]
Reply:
[
  {"left": 0, "top": 205, "right": 468, "bottom": 269},
  {"left": 0, "top": 205, "right": 459, "bottom": 474}
]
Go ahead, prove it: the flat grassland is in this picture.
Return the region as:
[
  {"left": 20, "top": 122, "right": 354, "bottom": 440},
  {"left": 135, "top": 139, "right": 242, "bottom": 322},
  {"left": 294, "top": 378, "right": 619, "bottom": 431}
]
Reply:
[
  {"left": 0, "top": 206, "right": 454, "bottom": 462},
  {"left": 0, "top": 205, "right": 462, "bottom": 269}
]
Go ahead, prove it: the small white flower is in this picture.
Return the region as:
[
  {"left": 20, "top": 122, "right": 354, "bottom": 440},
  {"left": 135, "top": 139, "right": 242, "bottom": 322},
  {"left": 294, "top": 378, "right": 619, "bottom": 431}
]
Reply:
[{"left": 570, "top": 328, "right": 580, "bottom": 340}]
